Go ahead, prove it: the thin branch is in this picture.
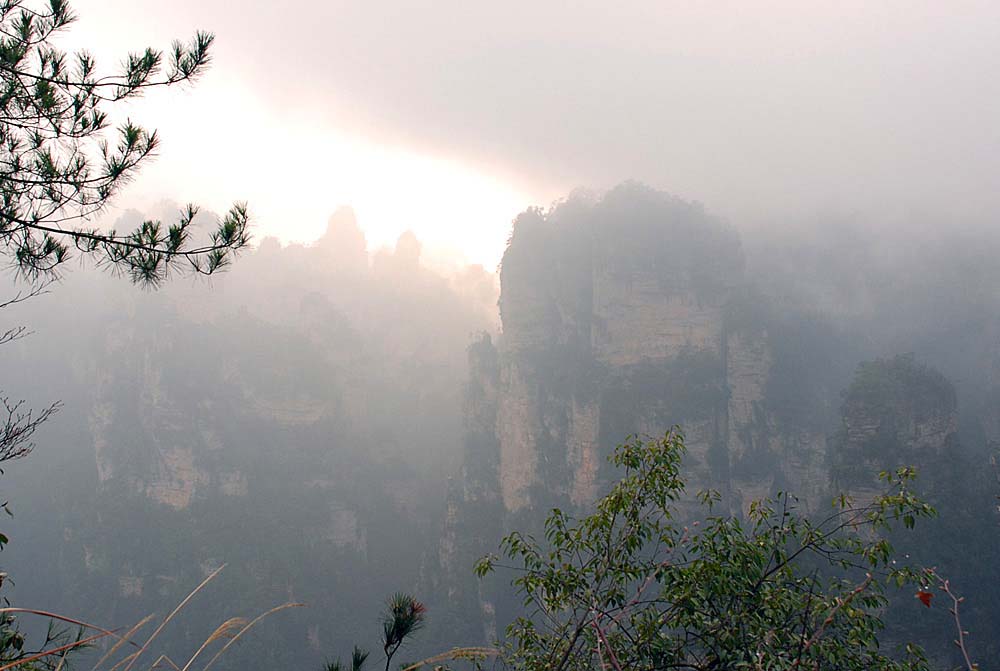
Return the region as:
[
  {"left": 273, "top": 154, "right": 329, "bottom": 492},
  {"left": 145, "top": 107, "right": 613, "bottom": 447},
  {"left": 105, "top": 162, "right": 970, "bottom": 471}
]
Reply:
[
  {"left": 926, "top": 569, "right": 977, "bottom": 671},
  {"left": 789, "top": 574, "right": 873, "bottom": 670}
]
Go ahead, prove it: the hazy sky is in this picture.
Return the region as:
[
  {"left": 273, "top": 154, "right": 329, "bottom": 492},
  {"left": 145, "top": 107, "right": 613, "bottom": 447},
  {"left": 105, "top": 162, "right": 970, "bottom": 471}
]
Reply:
[{"left": 68, "top": 0, "right": 1000, "bottom": 267}]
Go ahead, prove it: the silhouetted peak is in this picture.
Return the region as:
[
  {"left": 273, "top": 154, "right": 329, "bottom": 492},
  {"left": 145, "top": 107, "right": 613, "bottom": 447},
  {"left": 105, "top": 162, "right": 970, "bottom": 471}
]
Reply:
[
  {"left": 318, "top": 206, "right": 368, "bottom": 263},
  {"left": 394, "top": 230, "right": 422, "bottom": 267}
]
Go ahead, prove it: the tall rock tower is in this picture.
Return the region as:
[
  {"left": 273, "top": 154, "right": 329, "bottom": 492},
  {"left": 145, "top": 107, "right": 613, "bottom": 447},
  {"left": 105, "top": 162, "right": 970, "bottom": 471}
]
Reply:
[
  {"left": 436, "top": 183, "right": 811, "bottom": 640},
  {"left": 433, "top": 184, "right": 964, "bottom": 647},
  {"left": 492, "top": 184, "right": 744, "bottom": 513}
]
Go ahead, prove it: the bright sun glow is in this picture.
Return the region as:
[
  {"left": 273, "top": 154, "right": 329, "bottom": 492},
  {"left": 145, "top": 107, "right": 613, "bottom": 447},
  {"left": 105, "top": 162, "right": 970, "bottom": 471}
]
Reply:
[
  {"left": 96, "top": 80, "right": 529, "bottom": 271},
  {"left": 60, "top": 0, "right": 543, "bottom": 270}
]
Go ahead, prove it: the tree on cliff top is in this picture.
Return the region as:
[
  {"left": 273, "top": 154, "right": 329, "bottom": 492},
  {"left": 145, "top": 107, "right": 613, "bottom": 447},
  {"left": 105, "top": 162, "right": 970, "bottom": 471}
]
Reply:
[{"left": 0, "top": 0, "right": 250, "bottom": 285}]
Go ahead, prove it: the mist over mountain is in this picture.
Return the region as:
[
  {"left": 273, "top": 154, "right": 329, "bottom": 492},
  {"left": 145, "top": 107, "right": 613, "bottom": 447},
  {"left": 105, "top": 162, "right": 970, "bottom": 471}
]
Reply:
[
  {"left": 0, "top": 205, "right": 497, "bottom": 668},
  {"left": 2, "top": 183, "right": 999, "bottom": 668},
  {"left": 6, "top": 1, "right": 1000, "bottom": 668}
]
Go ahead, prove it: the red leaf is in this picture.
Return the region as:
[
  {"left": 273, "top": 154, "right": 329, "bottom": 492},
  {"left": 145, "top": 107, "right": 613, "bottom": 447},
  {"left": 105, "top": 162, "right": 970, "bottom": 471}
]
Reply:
[{"left": 915, "top": 590, "right": 933, "bottom": 608}]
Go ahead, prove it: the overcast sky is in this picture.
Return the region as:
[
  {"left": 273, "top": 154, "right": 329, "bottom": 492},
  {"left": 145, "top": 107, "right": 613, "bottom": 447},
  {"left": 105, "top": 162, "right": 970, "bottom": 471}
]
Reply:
[{"left": 68, "top": 0, "right": 1000, "bottom": 267}]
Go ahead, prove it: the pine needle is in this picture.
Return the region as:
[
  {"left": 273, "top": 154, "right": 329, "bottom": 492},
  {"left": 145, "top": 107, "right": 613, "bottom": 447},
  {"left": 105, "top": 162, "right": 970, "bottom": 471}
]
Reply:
[{"left": 0, "top": 629, "right": 111, "bottom": 671}]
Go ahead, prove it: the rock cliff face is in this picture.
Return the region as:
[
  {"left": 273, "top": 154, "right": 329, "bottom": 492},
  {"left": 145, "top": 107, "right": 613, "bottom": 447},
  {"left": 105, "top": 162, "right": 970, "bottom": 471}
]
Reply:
[
  {"left": 457, "top": 188, "right": 962, "bottom": 525},
  {"left": 829, "top": 354, "right": 958, "bottom": 495},
  {"left": 442, "top": 186, "right": 961, "bottom": 638},
  {"left": 89, "top": 332, "right": 216, "bottom": 510},
  {"left": 454, "top": 184, "right": 834, "bottom": 523},
  {"left": 486, "top": 185, "right": 744, "bottom": 513},
  {"left": 17, "top": 217, "right": 500, "bottom": 671}
]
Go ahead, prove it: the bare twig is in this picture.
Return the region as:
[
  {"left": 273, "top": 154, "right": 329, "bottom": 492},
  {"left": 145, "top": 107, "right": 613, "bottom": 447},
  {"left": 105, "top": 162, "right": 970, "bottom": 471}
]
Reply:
[
  {"left": 0, "top": 397, "right": 60, "bottom": 464},
  {"left": 925, "top": 569, "right": 977, "bottom": 671},
  {"left": 0, "top": 281, "right": 50, "bottom": 310}
]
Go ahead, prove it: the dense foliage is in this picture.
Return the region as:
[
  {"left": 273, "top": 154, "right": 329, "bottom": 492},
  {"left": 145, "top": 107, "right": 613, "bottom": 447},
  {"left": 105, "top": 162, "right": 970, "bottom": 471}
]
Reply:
[{"left": 476, "top": 432, "right": 944, "bottom": 671}]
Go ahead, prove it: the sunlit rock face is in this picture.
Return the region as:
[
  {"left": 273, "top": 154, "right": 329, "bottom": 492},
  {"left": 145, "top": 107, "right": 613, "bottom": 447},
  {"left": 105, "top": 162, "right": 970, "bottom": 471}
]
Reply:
[
  {"left": 88, "top": 329, "right": 215, "bottom": 510},
  {"left": 495, "top": 360, "right": 539, "bottom": 512},
  {"left": 724, "top": 328, "right": 830, "bottom": 515},
  {"left": 118, "top": 575, "right": 143, "bottom": 598},
  {"left": 484, "top": 183, "right": 746, "bottom": 513},
  {"left": 566, "top": 398, "right": 601, "bottom": 507},
  {"left": 592, "top": 286, "right": 725, "bottom": 366},
  {"left": 144, "top": 445, "right": 207, "bottom": 509},
  {"left": 441, "top": 183, "right": 770, "bottom": 645}
]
